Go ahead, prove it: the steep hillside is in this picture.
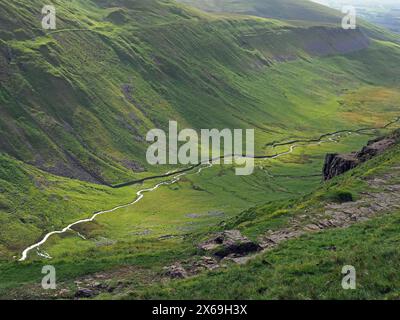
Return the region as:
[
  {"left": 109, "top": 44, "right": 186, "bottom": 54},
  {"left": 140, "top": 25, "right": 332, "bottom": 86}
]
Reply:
[
  {"left": 1, "top": 0, "right": 400, "bottom": 185},
  {"left": 0, "top": 154, "right": 134, "bottom": 259},
  {"left": 176, "top": 0, "right": 342, "bottom": 23}
]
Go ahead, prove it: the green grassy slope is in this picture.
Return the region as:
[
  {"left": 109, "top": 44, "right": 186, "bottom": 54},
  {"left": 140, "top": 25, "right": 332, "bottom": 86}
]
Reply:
[
  {"left": 130, "top": 212, "right": 400, "bottom": 299},
  {"left": 1, "top": 0, "right": 400, "bottom": 299},
  {"left": 1, "top": 0, "right": 400, "bottom": 185},
  {"left": 0, "top": 154, "right": 135, "bottom": 259},
  {"left": 119, "top": 137, "right": 400, "bottom": 300},
  {"left": 1, "top": 125, "right": 399, "bottom": 298}
]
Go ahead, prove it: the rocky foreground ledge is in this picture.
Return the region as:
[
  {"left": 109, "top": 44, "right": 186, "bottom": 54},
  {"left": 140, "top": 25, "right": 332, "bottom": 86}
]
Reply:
[{"left": 323, "top": 129, "right": 400, "bottom": 180}]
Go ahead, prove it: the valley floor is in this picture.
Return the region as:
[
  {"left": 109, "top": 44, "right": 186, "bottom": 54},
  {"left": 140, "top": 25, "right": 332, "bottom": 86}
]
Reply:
[{"left": 2, "top": 123, "right": 400, "bottom": 300}]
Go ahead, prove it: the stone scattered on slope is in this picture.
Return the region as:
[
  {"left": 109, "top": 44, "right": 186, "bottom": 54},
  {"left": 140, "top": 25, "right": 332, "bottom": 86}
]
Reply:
[
  {"left": 163, "top": 256, "right": 222, "bottom": 279},
  {"left": 191, "top": 256, "right": 221, "bottom": 273},
  {"left": 198, "top": 230, "right": 262, "bottom": 258},
  {"left": 163, "top": 165, "right": 400, "bottom": 282},
  {"left": 163, "top": 263, "right": 188, "bottom": 279},
  {"left": 75, "top": 288, "right": 96, "bottom": 299},
  {"left": 260, "top": 166, "right": 400, "bottom": 249}
]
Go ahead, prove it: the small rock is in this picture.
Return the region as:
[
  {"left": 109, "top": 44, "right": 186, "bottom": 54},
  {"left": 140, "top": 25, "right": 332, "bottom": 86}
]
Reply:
[
  {"left": 163, "top": 264, "right": 188, "bottom": 279},
  {"left": 193, "top": 256, "right": 219, "bottom": 271},
  {"left": 93, "top": 282, "right": 108, "bottom": 290},
  {"left": 75, "top": 288, "right": 95, "bottom": 298},
  {"left": 58, "top": 288, "right": 71, "bottom": 296}
]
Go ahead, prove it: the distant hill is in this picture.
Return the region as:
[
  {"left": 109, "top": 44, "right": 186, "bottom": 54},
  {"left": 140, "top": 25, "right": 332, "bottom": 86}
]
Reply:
[{"left": 176, "top": 0, "right": 342, "bottom": 23}]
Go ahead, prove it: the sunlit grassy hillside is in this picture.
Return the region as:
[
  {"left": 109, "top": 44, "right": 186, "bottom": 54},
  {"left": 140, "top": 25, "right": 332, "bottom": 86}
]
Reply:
[
  {"left": 1, "top": 0, "right": 399, "bottom": 185},
  {"left": 1, "top": 0, "right": 400, "bottom": 299}
]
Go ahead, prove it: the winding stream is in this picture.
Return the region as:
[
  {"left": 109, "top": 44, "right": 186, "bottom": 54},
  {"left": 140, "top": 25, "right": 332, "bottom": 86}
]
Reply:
[
  {"left": 18, "top": 118, "right": 400, "bottom": 261},
  {"left": 19, "top": 169, "right": 194, "bottom": 261}
]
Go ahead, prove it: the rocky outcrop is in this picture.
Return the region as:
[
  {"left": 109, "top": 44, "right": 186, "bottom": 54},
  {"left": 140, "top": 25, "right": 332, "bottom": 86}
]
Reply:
[
  {"left": 323, "top": 153, "right": 360, "bottom": 180},
  {"left": 198, "top": 230, "right": 261, "bottom": 258},
  {"left": 358, "top": 138, "right": 396, "bottom": 162},
  {"left": 323, "top": 132, "right": 399, "bottom": 180}
]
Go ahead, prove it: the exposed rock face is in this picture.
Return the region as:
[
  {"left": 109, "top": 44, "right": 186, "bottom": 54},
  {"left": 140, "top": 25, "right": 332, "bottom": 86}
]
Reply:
[
  {"left": 198, "top": 230, "right": 261, "bottom": 258},
  {"left": 323, "top": 153, "right": 360, "bottom": 180},
  {"left": 323, "top": 133, "right": 398, "bottom": 180},
  {"left": 358, "top": 139, "right": 396, "bottom": 162}
]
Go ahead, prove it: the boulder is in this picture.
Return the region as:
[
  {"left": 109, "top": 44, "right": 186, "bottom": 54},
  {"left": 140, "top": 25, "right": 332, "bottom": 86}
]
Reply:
[{"left": 198, "top": 230, "right": 261, "bottom": 258}]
